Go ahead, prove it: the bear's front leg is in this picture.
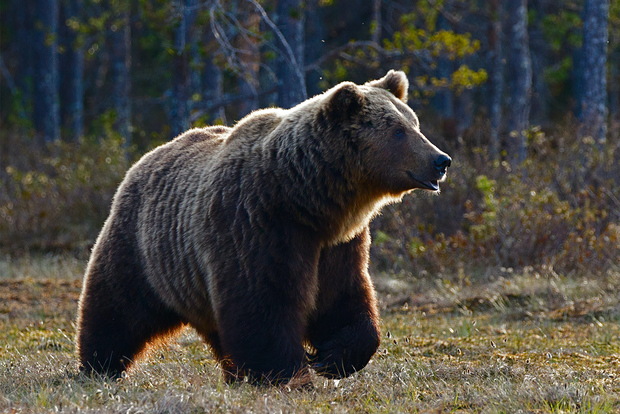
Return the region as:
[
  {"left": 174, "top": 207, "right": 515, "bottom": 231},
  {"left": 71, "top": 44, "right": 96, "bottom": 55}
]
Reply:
[
  {"left": 307, "top": 228, "right": 381, "bottom": 379},
  {"left": 209, "top": 227, "right": 321, "bottom": 384},
  {"left": 217, "top": 307, "right": 309, "bottom": 384}
]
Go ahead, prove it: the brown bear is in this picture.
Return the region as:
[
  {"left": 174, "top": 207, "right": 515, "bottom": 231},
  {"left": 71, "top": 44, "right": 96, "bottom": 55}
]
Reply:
[{"left": 76, "top": 70, "right": 451, "bottom": 384}]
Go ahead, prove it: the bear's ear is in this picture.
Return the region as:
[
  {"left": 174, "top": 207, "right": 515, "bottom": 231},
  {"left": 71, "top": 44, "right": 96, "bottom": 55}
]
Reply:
[
  {"left": 367, "top": 70, "right": 409, "bottom": 102},
  {"left": 325, "top": 82, "right": 366, "bottom": 120}
]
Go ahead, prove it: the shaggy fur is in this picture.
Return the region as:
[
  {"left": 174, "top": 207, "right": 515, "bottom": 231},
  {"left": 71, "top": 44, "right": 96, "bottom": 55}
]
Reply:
[{"left": 76, "top": 70, "right": 451, "bottom": 383}]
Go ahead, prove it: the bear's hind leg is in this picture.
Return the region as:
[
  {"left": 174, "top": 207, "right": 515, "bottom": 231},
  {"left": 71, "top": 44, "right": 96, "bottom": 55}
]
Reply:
[{"left": 76, "top": 242, "right": 184, "bottom": 376}]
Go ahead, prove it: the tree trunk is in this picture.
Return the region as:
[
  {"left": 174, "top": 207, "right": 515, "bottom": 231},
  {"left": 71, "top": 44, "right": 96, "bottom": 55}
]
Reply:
[
  {"left": 16, "top": 0, "right": 34, "bottom": 119},
  {"left": 434, "top": 6, "right": 454, "bottom": 140},
  {"left": 170, "top": 0, "right": 194, "bottom": 138},
  {"left": 581, "top": 0, "right": 609, "bottom": 146},
  {"left": 487, "top": 0, "right": 503, "bottom": 160},
  {"left": 237, "top": 0, "right": 260, "bottom": 117},
  {"left": 33, "top": 0, "right": 60, "bottom": 144},
  {"left": 506, "top": 0, "right": 531, "bottom": 165},
  {"left": 372, "top": 0, "right": 381, "bottom": 45},
  {"left": 203, "top": 60, "right": 226, "bottom": 124},
  {"left": 528, "top": 0, "right": 549, "bottom": 127},
  {"left": 304, "top": 0, "right": 326, "bottom": 97},
  {"left": 276, "top": 0, "right": 306, "bottom": 108},
  {"left": 203, "top": 14, "right": 226, "bottom": 124},
  {"left": 60, "top": 0, "right": 84, "bottom": 142},
  {"left": 609, "top": 56, "right": 619, "bottom": 136},
  {"left": 185, "top": 0, "right": 199, "bottom": 115},
  {"left": 111, "top": 5, "right": 132, "bottom": 144}
]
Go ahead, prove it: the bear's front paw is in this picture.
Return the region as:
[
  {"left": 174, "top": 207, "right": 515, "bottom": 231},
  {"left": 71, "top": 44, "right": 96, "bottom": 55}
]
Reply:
[
  {"left": 310, "top": 342, "right": 365, "bottom": 379},
  {"left": 308, "top": 319, "right": 381, "bottom": 379},
  {"left": 308, "top": 334, "right": 378, "bottom": 379}
]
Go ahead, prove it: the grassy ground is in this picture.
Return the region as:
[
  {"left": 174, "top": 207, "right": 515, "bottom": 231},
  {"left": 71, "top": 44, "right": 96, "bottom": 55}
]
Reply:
[{"left": 1, "top": 256, "right": 619, "bottom": 413}]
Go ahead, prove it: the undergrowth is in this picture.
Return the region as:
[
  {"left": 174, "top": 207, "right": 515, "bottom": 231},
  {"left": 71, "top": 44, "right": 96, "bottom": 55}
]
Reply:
[{"left": 371, "top": 118, "right": 620, "bottom": 278}]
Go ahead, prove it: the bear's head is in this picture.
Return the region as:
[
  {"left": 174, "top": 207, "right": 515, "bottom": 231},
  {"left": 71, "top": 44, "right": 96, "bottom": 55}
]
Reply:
[{"left": 324, "top": 70, "right": 451, "bottom": 196}]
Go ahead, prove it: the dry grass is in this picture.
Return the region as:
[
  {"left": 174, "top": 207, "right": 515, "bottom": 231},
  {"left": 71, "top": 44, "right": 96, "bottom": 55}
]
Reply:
[{"left": 1, "top": 256, "right": 619, "bottom": 413}]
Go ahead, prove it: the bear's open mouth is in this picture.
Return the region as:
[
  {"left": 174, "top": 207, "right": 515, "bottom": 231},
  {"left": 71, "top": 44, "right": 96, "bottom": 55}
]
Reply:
[{"left": 406, "top": 171, "right": 440, "bottom": 191}]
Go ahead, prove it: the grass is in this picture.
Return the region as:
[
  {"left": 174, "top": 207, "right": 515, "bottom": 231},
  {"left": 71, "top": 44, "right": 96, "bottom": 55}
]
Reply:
[{"left": 1, "top": 256, "right": 619, "bottom": 413}]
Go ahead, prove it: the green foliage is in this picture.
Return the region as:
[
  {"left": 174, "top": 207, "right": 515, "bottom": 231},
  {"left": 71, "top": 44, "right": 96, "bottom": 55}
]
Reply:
[
  {"left": 543, "top": 56, "right": 573, "bottom": 84},
  {"left": 383, "top": 17, "right": 485, "bottom": 94},
  {"left": 384, "top": 26, "right": 481, "bottom": 60},
  {"left": 321, "top": 5, "right": 486, "bottom": 95},
  {"left": 449, "top": 65, "right": 487, "bottom": 94},
  {"left": 540, "top": 11, "right": 582, "bottom": 89},
  {"left": 541, "top": 11, "right": 582, "bottom": 52}
]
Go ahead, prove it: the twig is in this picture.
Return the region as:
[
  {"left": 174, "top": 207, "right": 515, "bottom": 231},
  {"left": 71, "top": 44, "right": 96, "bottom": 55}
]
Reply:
[
  {"left": 0, "top": 53, "right": 17, "bottom": 95},
  {"left": 246, "top": 0, "right": 307, "bottom": 100},
  {"left": 190, "top": 85, "right": 278, "bottom": 122},
  {"left": 305, "top": 40, "right": 432, "bottom": 73}
]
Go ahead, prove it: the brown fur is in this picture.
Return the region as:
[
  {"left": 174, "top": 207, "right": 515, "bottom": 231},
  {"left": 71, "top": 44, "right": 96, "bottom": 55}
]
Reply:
[{"left": 76, "top": 71, "right": 451, "bottom": 384}]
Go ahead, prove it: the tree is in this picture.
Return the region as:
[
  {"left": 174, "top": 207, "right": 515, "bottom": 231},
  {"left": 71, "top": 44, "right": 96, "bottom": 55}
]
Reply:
[
  {"left": 33, "top": 0, "right": 61, "bottom": 144},
  {"left": 60, "top": 0, "right": 84, "bottom": 142},
  {"left": 528, "top": 0, "right": 550, "bottom": 126},
  {"left": 372, "top": 0, "right": 381, "bottom": 45},
  {"left": 304, "top": 0, "right": 327, "bottom": 97},
  {"left": 433, "top": 3, "right": 455, "bottom": 140},
  {"left": 276, "top": 0, "right": 307, "bottom": 108},
  {"left": 203, "top": 17, "right": 226, "bottom": 124},
  {"left": 581, "top": 0, "right": 609, "bottom": 146},
  {"left": 487, "top": 0, "right": 503, "bottom": 160},
  {"left": 170, "top": 0, "right": 193, "bottom": 138},
  {"left": 236, "top": 0, "right": 260, "bottom": 117},
  {"left": 111, "top": 3, "right": 132, "bottom": 143},
  {"left": 506, "top": 0, "right": 532, "bottom": 165},
  {"left": 16, "top": 1, "right": 34, "bottom": 118}
]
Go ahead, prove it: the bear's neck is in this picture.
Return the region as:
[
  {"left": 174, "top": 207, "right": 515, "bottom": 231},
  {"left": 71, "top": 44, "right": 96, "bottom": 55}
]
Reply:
[{"left": 266, "top": 128, "right": 390, "bottom": 245}]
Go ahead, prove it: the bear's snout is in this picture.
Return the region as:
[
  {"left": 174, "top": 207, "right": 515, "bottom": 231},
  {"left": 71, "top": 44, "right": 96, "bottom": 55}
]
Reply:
[{"left": 433, "top": 154, "right": 452, "bottom": 176}]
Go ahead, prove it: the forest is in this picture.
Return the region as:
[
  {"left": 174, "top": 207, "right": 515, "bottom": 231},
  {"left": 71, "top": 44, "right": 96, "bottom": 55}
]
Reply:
[
  {"left": 0, "top": 0, "right": 618, "bottom": 277},
  {"left": 1, "top": 1, "right": 620, "bottom": 412}
]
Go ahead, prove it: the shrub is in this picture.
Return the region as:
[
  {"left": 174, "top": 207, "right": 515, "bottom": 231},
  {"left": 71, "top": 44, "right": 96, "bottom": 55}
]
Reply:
[
  {"left": 370, "top": 118, "right": 620, "bottom": 278},
  {"left": 0, "top": 132, "right": 130, "bottom": 253}
]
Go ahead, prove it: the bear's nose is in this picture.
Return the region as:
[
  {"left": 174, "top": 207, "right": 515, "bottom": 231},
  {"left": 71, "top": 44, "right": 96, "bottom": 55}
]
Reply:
[{"left": 433, "top": 154, "right": 452, "bottom": 174}]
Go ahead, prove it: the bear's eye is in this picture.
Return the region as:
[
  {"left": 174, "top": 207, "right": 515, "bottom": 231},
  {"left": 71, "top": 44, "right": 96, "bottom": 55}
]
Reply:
[{"left": 393, "top": 128, "right": 406, "bottom": 139}]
